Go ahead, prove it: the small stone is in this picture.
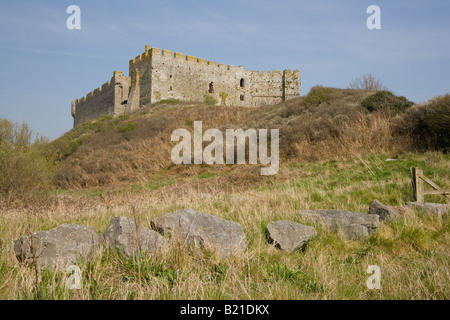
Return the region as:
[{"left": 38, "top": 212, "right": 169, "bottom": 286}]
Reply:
[
  {"left": 405, "top": 202, "right": 449, "bottom": 218},
  {"left": 369, "top": 200, "right": 400, "bottom": 222},
  {"left": 266, "top": 220, "right": 317, "bottom": 252},
  {"left": 298, "top": 209, "right": 380, "bottom": 240}
]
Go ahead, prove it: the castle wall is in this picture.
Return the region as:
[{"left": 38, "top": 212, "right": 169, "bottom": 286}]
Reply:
[
  {"left": 283, "top": 69, "right": 301, "bottom": 101},
  {"left": 72, "top": 81, "right": 114, "bottom": 127},
  {"left": 128, "top": 45, "right": 299, "bottom": 107},
  {"left": 128, "top": 45, "right": 153, "bottom": 108},
  {"left": 72, "top": 71, "right": 130, "bottom": 126},
  {"left": 150, "top": 50, "right": 252, "bottom": 106},
  {"left": 250, "top": 70, "right": 284, "bottom": 106}
]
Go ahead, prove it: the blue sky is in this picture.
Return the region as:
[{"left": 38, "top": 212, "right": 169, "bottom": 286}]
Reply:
[{"left": 0, "top": 0, "right": 449, "bottom": 140}]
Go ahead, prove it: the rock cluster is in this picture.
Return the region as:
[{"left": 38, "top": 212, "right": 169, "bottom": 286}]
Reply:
[
  {"left": 14, "top": 199, "right": 448, "bottom": 268},
  {"left": 14, "top": 209, "right": 248, "bottom": 268}
]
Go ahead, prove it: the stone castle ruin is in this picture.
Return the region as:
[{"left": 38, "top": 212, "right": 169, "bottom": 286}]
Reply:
[{"left": 71, "top": 44, "right": 301, "bottom": 127}]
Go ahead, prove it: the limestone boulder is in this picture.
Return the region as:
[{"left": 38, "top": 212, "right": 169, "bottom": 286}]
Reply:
[
  {"left": 369, "top": 200, "right": 400, "bottom": 222},
  {"left": 151, "top": 208, "right": 247, "bottom": 259},
  {"left": 405, "top": 202, "right": 449, "bottom": 218},
  {"left": 266, "top": 220, "right": 317, "bottom": 252},
  {"left": 14, "top": 224, "right": 104, "bottom": 269},
  {"left": 103, "top": 216, "right": 169, "bottom": 258},
  {"left": 298, "top": 209, "right": 380, "bottom": 240}
]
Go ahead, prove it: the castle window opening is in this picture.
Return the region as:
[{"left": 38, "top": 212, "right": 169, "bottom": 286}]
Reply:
[
  {"left": 209, "top": 82, "right": 214, "bottom": 93},
  {"left": 170, "top": 86, "right": 173, "bottom": 91},
  {"left": 240, "top": 94, "right": 245, "bottom": 101},
  {"left": 240, "top": 78, "right": 244, "bottom": 87}
]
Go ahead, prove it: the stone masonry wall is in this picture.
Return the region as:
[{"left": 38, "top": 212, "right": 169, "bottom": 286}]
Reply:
[
  {"left": 72, "top": 71, "right": 130, "bottom": 127},
  {"left": 128, "top": 45, "right": 300, "bottom": 108}
]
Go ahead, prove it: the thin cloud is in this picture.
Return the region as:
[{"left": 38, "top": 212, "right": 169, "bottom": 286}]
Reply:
[{"left": 0, "top": 46, "right": 125, "bottom": 60}]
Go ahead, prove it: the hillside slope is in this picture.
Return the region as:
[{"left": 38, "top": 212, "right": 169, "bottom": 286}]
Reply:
[{"left": 52, "top": 87, "right": 419, "bottom": 190}]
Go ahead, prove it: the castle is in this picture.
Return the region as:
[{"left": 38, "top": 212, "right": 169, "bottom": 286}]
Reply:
[{"left": 71, "top": 44, "right": 301, "bottom": 127}]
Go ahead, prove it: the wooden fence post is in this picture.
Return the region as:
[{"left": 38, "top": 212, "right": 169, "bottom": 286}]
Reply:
[
  {"left": 410, "top": 167, "right": 424, "bottom": 202},
  {"left": 411, "top": 167, "right": 449, "bottom": 202}
]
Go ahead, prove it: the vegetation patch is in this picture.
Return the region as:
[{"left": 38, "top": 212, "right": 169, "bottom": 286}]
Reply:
[
  {"left": 118, "top": 122, "right": 137, "bottom": 133},
  {"left": 361, "top": 90, "right": 414, "bottom": 114},
  {"left": 159, "top": 99, "right": 181, "bottom": 105},
  {"left": 219, "top": 91, "right": 228, "bottom": 106},
  {"left": 302, "top": 86, "right": 335, "bottom": 107},
  {"left": 204, "top": 94, "right": 218, "bottom": 105}
]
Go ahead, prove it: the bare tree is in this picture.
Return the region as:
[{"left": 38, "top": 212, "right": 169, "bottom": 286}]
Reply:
[{"left": 349, "top": 73, "right": 386, "bottom": 91}]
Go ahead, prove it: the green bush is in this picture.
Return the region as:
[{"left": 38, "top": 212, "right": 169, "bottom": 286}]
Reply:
[
  {"left": 118, "top": 122, "right": 136, "bottom": 133},
  {"left": 219, "top": 91, "right": 228, "bottom": 106},
  {"left": 303, "top": 86, "right": 334, "bottom": 107},
  {"left": 361, "top": 90, "right": 414, "bottom": 114},
  {"left": 425, "top": 95, "right": 450, "bottom": 140},
  {"left": 204, "top": 94, "right": 218, "bottom": 105},
  {"left": 424, "top": 95, "right": 450, "bottom": 151},
  {"left": 0, "top": 119, "right": 55, "bottom": 198},
  {"left": 396, "top": 94, "right": 450, "bottom": 151}
]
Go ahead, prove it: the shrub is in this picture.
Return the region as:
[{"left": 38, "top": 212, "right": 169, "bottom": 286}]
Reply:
[
  {"left": 204, "top": 94, "right": 218, "bottom": 105},
  {"left": 395, "top": 94, "right": 450, "bottom": 151},
  {"left": 303, "top": 86, "right": 334, "bottom": 107},
  {"left": 118, "top": 122, "right": 136, "bottom": 133},
  {"left": 219, "top": 91, "right": 228, "bottom": 106},
  {"left": 0, "top": 119, "right": 55, "bottom": 199},
  {"left": 425, "top": 94, "right": 450, "bottom": 146},
  {"left": 361, "top": 90, "right": 414, "bottom": 114}
]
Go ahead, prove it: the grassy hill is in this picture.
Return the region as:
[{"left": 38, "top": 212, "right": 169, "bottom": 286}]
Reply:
[
  {"left": 0, "top": 87, "right": 448, "bottom": 300},
  {"left": 50, "top": 87, "right": 423, "bottom": 190}
]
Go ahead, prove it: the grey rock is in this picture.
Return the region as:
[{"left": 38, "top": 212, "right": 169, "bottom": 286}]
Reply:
[
  {"left": 405, "top": 202, "right": 449, "bottom": 218},
  {"left": 14, "top": 224, "right": 103, "bottom": 269},
  {"left": 298, "top": 209, "right": 380, "bottom": 240},
  {"left": 369, "top": 200, "right": 400, "bottom": 222},
  {"left": 103, "top": 216, "right": 169, "bottom": 258},
  {"left": 266, "top": 220, "right": 317, "bottom": 252},
  {"left": 151, "top": 208, "right": 247, "bottom": 259}
]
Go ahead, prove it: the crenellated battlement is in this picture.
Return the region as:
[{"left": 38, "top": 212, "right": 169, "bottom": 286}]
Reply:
[
  {"left": 73, "top": 79, "right": 112, "bottom": 107},
  {"left": 72, "top": 70, "right": 131, "bottom": 108},
  {"left": 128, "top": 44, "right": 287, "bottom": 74}
]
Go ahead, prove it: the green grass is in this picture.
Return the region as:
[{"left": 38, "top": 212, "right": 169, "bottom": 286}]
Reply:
[
  {"left": 118, "top": 122, "right": 136, "bottom": 133},
  {"left": 193, "top": 172, "right": 228, "bottom": 180},
  {"left": 158, "top": 99, "right": 181, "bottom": 105}
]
